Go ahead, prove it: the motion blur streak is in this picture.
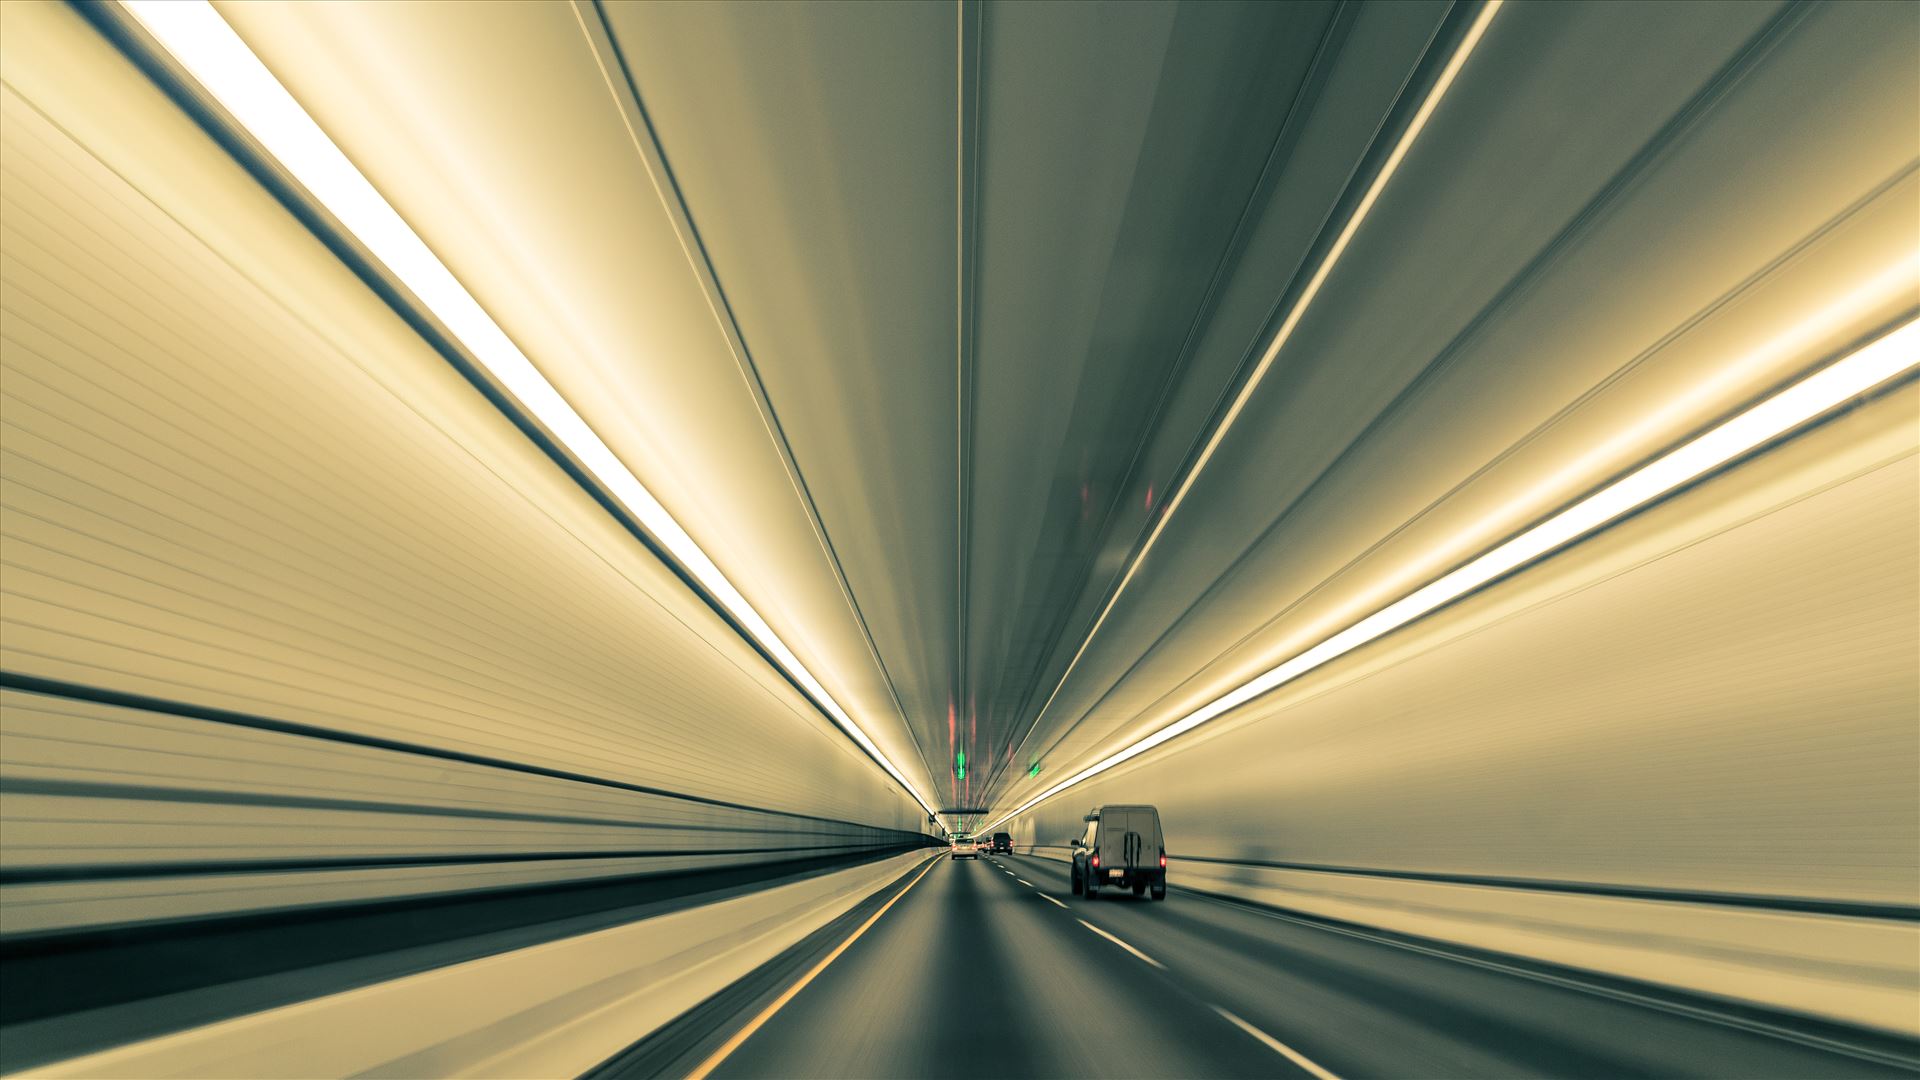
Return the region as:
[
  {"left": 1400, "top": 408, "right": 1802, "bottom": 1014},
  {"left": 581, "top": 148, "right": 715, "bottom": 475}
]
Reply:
[
  {"left": 2, "top": 0, "right": 1917, "bottom": 1076},
  {"left": 1020, "top": 0, "right": 1505, "bottom": 745},
  {"left": 114, "top": 0, "right": 937, "bottom": 818},
  {"left": 682, "top": 853, "right": 942, "bottom": 1080},
  {"left": 988, "top": 309, "right": 1920, "bottom": 833}
]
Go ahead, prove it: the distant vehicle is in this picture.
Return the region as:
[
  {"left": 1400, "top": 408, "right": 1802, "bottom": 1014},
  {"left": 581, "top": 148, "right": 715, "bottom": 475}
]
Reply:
[
  {"left": 989, "top": 832, "right": 1013, "bottom": 854},
  {"left": 949, "top": 836, "right": 980, "bottom": 860},
  {"left": 1071, "top": 805, "right": 1166, "bottom": 901}
]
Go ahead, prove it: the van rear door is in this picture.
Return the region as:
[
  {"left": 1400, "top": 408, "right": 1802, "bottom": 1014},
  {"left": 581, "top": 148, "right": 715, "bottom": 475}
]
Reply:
[{"left": 1099, "top": 806, "right": 1161, "bottom": 873}]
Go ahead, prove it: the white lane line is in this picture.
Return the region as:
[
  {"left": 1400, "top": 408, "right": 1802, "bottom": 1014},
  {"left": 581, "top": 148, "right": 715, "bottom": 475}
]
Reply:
[
  {"left": 1016, "top": 879, "right": 1033, "bottom": 887},
  {"left": 1211, "top": 1006, "right": 1342, "bottom": 1080},
  {"left": 1191, "top": 897, "right": 1916, "bottom": 1075},
  {"left": 1076, "top": 918, "right": 1166, "bottom": 970},
  {"left": 1040, "top": 893, "right": 1069, "bottom": 909}
]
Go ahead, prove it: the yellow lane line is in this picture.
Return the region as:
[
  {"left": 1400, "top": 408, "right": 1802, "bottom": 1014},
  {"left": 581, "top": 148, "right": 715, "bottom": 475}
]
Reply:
[{"left": 685, "top": 855, "right": 943, "bottom": 1080}]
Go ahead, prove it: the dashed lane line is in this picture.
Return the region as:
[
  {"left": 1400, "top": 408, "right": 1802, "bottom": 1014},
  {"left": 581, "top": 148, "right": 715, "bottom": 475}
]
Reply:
[
  {"left": 1210, "top": 1005, "right": 1343, "bottom": 1080},
  {"left": 1191, "top": 893, "right": 1919, "bottom": 1073},
  {"left": 1020, "top": 869, "right": 1341, "bottom": 1079},
  {"left": 1076, "top": 918, "right": 1166, "bottom": 970},
  {"left": 1032, "top": 879, "right": 1340, "bottom": 1078}
]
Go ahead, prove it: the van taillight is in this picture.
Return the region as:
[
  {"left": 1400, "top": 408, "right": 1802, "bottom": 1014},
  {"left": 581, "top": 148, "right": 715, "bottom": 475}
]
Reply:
[
  {"left": 1090, "top": 852, "right": 1099, "bottom": 869},
  {"left": 1159, "top": 850, "right": 1167, "bottom": 869}
]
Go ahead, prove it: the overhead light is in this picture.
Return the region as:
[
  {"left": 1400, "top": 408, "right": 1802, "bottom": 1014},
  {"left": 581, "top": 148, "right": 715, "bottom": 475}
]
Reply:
[
  {"left": 116, "top": 0, "right": 940, "bottom": 818},
  {"left": 984, "top": 310, "right": 1919, "bottom": 833},
  {"left": 1018, "top": 0, "right": 1506, "bottom": 751}
]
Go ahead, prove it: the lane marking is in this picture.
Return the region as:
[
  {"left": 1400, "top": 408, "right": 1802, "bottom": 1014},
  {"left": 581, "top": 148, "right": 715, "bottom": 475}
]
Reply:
[
  {"left": 684, "top": 855, "right": 943, "bottom": 1080},
  {"left": 1191, "top": 894, "right": 1920, "bottom": 1074},
  {"left": 1016, "top": 879, "right": 1033, "bottom": 887},
  {"left": 1076, "top": 918, "right": 1166, "bottom": 970},
  {"left": 1040, "top": 894, "right": 1068, "bottom": 909},
  {"left": 1211, "top": 1005, "right": 1342, "bottom": 1080}
]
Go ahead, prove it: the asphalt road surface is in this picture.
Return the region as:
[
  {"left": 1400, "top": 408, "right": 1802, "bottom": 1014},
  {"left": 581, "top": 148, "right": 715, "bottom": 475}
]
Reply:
[{"left": 705, "top": 854, "right": 1917, "bottom": 1080}]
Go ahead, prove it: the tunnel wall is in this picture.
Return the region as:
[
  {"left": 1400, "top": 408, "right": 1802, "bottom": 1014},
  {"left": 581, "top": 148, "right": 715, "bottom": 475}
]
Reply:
[
  {"left": 20, "top": 848, "right": 935, "bottom": 1079},
  {"left": 1012, "top": 385, "right": 1920, "bottom": 1031},
  {"left": 0, "top": 687, "right": 926, "bottom": 938},
  {"left": 0, "top": 0, "right": 928, "bottom": 944}
]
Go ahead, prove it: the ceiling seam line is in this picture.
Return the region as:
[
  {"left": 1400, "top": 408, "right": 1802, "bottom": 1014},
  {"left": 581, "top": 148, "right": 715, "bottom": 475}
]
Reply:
[
  {"left": 991, "top": 0, "right": 1363, "bottom": 797},
  {"left": 987, "top": 0, "right": 1501, "bottom": 820},
  {"left": 953, "top": 0, "right": 983, "bottom": 817},
  {"left": 62, "top": 4, "right": 941, "bottom": 809},
  {"left": 1000, "top": 0, "right": 1478, "bottom": 799},
  {"left": 1039, "top": 403, "right": 1920, "bottom": 800},
  {"left": 998, "top": 361, "right": 1919, "bottom": 823},
  {"left": 571, "top": 0, "right": 935, "bottom": 799},
  {"left": 0, "top": 77, "right": 911, "bottom": 801},
  {"left": 1002, "top": 0, "right": 1826, "bottom": 805}
]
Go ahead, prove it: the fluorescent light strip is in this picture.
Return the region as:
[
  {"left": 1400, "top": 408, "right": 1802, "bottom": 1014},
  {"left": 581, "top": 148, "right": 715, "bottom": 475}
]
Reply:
[
  {"left": 985, "top": 314, "right": 1919, "bottom": 833},
  {"left": 1018, "top": 0, "right": 1505, "bottom": 749},
  {"left": 119, "top": 0, "right": 939, "bottom": 817}
]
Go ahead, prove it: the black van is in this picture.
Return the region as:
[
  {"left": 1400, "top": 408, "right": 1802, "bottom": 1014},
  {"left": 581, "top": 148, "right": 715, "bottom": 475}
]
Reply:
[{"left": 1071, "top": 805, "right": 1165, "bottom": 900}]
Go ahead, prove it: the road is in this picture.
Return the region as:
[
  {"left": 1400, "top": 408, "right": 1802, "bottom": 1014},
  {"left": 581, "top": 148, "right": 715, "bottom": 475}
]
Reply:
[{"left": 703, "top": 854, "right": 1917, "bottom": 1080}]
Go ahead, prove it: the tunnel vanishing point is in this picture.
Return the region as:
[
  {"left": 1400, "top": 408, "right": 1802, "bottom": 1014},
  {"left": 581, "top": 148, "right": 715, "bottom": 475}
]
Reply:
[{"left": 0, "top": 2, "right": 1917, "bottom": 1078}]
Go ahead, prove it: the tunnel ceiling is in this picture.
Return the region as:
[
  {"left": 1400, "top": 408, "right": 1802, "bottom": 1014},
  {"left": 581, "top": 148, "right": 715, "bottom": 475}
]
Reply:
[{"left": 205, "top": 0, "right": 1909, "bottom": 825}]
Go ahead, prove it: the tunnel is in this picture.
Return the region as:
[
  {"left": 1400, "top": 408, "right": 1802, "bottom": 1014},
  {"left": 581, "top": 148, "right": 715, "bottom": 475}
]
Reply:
[{"left": 0, "top": 0, "right": 1916, "bottom": 1077}]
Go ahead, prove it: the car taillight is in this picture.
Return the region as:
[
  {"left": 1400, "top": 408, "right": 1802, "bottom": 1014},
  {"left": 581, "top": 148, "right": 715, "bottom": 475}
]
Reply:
[{"left": 1090, "top": 852, "right": 1099, "bottom": 869}]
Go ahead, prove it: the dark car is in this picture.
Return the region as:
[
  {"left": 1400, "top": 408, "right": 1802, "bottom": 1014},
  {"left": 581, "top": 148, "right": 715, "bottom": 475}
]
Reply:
[
  {"left": 989, "top": 832, "right": 1013, "bottom": 854},
  {"left": 1071, "top": 805, "right": 1166, "bottom": 901}
]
